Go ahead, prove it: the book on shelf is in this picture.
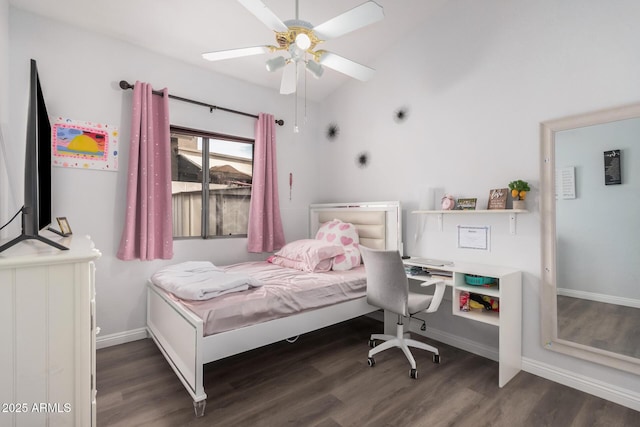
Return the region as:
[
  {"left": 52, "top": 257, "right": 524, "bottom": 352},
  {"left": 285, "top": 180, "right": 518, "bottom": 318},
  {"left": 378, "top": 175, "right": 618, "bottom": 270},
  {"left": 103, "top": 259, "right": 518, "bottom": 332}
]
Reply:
[
  {"left": 424, "top": 268, "right": 453, "bottom": 278},
  {"left": 405, "top": 265, "right": 428, "bottom": 276}
]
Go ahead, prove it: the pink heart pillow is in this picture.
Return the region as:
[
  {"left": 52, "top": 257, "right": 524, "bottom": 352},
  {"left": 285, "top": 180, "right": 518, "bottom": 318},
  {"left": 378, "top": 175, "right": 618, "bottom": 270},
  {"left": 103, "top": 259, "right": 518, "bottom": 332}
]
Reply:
[{"left": 315, "top": 219, "right": 361, "bottom": 271}]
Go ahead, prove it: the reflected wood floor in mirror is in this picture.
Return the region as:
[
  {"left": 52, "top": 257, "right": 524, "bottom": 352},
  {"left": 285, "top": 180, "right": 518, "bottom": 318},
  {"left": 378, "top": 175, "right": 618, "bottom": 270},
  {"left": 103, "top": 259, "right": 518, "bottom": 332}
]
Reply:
[
  {"left": 96, "top": 316, "right": 638, "bottom": 426},
  {"left": 557, "top": 295, "right": 640, "bottom": 359}
]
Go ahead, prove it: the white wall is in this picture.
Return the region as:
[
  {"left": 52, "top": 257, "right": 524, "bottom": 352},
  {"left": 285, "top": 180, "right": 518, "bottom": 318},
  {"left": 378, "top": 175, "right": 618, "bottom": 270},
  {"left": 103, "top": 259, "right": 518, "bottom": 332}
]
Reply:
[
  {"left": 7, "top": 7, "right": 321, "bottom": 340},
  {"left": 317, "top": 0, "right": 640, "bottom": 398}
]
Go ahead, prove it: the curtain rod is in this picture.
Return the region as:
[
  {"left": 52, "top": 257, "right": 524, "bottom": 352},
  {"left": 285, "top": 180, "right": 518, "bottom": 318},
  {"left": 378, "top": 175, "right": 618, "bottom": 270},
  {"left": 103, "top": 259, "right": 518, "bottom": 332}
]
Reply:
[{"left": 118, "top": 80, "right": 284, "bottom": 126}]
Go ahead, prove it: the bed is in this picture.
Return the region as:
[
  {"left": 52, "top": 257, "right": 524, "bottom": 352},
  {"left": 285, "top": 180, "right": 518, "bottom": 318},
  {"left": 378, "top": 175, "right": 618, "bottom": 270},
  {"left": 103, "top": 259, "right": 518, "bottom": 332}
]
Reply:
[{"left": 146, "top": 201, "right": 402, "bottom": 416}]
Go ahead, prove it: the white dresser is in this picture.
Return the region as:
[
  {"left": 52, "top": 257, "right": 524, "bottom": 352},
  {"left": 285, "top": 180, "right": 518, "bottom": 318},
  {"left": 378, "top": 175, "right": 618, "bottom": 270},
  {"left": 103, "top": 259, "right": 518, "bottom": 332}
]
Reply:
[{"left": 0, "top": 234, "right": 101, "bottom": 427}]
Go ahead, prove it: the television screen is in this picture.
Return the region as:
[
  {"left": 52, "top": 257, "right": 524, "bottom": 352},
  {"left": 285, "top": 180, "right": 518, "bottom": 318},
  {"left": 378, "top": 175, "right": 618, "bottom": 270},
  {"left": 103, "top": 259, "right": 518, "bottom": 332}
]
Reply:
[
  {"left": 0, "top": 59, "right": 66, "bottom": 253},
  {"left": 35, "top": 65, "right": 52, "bottom": 232}
]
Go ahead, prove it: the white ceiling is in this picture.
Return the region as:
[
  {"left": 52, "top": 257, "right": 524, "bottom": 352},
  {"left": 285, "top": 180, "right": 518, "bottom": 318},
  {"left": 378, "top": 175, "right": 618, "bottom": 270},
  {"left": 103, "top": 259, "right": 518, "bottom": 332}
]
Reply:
[{"left": 9, "top": 0, "right": 447, "bottom": 101}]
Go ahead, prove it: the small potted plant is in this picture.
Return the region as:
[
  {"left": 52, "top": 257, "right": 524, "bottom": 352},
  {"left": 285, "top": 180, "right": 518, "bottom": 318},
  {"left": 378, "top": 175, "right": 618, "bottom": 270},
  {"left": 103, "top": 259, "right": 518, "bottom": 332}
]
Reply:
[{"left": 508, "top": 179, "right": 530, "bottom": 210}]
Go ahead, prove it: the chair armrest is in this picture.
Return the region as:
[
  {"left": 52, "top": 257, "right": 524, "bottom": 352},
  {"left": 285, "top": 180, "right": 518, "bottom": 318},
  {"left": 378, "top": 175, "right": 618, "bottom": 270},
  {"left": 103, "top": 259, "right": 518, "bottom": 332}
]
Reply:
[
  {"left": 422, "top": 280, "right": 446, "bottom": 313},
  {"left": 417, "top": 278, "right": 445, "bottom": 288}
]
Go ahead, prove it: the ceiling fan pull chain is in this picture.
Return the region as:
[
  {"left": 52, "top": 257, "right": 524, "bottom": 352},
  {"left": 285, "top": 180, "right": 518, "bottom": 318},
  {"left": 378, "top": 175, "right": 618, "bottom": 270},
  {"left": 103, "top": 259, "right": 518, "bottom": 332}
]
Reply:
[
  {"left": 304, "top": 53, "right": 308, "bottom": 125},
  {"left": 294, "top": 63, "right": 299, "bottom": 133}
]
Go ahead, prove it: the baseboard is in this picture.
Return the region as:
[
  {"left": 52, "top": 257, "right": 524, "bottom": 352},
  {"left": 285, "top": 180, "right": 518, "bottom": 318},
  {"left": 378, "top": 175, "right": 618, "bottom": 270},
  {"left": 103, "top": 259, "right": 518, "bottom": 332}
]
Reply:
[
  {"left": 96, "top": 327, "right": 148, "bottom": 350},
  {"left": 557, "top": 288, "right": 640, "bottom": 309},
  {"left": 365, "top": 310, "right": 384, "bottom": 322},
  {"left": 522, "top": 357, "right": 640, "bottom": 412},
  {"left": 410, "top": 325, "right": 499, "bottom": 362}
]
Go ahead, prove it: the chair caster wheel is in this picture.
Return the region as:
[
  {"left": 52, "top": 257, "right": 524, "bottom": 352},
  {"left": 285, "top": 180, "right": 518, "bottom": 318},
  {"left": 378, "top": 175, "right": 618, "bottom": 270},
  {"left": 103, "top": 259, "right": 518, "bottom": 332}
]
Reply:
[
  {"left": 410, "top": 368, "right": 418, "bottom": 379},
  {"left": 433, "top": 354, "right": 440, "bottom": 364},
  {"left": 367, "top": 357, "right": 375, "bottom": 367},
  {"left": 368, "top": 339, "right": 376, "bottom": 348}
]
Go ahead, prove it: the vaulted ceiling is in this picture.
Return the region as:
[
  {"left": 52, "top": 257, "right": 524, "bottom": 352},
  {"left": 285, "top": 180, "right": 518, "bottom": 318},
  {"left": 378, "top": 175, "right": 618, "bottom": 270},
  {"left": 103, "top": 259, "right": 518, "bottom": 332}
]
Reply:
[{"left": 9, "top": 0, "right": 447, "bottom": 101}]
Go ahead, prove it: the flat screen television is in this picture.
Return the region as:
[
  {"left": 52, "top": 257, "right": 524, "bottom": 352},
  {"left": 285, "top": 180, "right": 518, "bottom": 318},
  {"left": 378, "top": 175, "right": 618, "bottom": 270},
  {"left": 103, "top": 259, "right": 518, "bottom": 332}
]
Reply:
[{"left": 0, "top": 59, "right": 67, "bottom": 253}]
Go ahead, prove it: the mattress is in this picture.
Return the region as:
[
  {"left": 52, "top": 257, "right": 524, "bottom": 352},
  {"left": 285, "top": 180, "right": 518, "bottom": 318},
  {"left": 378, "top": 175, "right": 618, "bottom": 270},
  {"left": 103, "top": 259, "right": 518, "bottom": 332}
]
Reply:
[{"left": 164, "top": 261, "right": 367, "bottom": 336}]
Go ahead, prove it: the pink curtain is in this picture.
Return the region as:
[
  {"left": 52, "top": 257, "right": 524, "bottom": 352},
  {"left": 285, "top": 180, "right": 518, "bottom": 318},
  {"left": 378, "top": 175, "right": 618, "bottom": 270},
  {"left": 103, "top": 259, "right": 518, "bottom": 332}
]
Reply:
[
  {"left": 117, "top": 82, "right": 173, "bottom": 261},
  {"left": 247, "top": 113, "right": 285, "bottom": 253}
]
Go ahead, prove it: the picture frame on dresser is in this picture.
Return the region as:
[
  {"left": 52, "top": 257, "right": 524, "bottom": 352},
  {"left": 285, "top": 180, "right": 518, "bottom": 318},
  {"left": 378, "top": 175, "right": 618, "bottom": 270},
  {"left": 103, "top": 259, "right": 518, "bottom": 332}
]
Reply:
[{"left": 57, "top": 217, "right": 72, "bottom": 236}]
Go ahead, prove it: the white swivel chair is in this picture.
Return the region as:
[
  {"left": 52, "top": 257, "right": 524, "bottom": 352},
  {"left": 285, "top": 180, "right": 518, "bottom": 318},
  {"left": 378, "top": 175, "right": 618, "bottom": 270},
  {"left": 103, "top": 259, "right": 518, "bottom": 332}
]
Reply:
[{"left": 360, "top": 246, "right": 446, "bottom": 379}]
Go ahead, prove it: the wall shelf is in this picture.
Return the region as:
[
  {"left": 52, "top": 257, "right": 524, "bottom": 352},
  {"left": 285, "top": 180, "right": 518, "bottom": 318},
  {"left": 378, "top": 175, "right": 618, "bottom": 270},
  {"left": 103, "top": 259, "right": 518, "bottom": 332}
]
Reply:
[{"left": 412, "top": 209, "right": 529, "bottom": 234}]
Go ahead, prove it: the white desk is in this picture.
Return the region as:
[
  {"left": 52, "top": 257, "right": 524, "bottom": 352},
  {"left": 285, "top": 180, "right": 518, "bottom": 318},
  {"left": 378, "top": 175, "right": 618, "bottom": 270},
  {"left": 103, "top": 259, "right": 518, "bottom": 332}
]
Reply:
[{"left": 403, "top": 258, "right": 522, "bottom": 387}]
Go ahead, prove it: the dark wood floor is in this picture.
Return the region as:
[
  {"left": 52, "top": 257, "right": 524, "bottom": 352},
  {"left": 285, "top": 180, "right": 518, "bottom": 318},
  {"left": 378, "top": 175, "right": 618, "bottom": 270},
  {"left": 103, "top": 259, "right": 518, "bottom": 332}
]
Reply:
[
  {"left": 96, "top": 316, "right": 638, "bottom": 426},
  {"left": 557, "top": 295, "right": 640, "bottom": 359}
]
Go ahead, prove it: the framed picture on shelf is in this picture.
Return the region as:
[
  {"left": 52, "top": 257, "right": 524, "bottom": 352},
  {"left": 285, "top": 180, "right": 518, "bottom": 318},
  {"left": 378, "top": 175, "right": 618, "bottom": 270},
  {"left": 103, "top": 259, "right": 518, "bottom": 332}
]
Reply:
[
  {"left": 57, "top": 217, "right": 73, "bottom": 236},
  {"left": 457, "top": 198, "right": 477, "bottom": 210},
  {"left": 487, "top": 188, "right": 508, "bottom": 209}
]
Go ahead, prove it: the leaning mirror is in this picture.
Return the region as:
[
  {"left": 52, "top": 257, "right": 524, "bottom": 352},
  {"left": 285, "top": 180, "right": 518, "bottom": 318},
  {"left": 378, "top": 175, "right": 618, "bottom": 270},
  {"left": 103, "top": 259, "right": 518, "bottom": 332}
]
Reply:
[{"left": 541, "top": 102, "right": 640, "bottom": 375}]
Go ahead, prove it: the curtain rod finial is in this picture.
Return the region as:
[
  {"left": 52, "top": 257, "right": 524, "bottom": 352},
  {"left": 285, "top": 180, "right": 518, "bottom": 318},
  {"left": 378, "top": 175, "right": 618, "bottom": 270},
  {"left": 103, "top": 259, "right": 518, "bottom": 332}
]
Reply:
[
  {"left": 275, "top": 119, "right": 284, "bottom": 126},
  {"left": 119, "top": 80, "right": 133, "bottom": 90}
]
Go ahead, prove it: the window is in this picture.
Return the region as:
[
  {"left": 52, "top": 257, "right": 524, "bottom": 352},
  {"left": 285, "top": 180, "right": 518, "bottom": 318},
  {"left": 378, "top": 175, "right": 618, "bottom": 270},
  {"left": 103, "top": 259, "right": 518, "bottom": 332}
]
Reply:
[{"left": 170, "top": 126, "right": 254, "bottom": 238}]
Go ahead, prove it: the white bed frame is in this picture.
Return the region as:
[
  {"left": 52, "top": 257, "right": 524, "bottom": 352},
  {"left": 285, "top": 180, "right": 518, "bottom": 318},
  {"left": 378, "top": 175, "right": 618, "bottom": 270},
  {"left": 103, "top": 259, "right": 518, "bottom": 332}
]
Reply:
[{"left": 146, "top": 201, "right": 402, "bottom": 416}]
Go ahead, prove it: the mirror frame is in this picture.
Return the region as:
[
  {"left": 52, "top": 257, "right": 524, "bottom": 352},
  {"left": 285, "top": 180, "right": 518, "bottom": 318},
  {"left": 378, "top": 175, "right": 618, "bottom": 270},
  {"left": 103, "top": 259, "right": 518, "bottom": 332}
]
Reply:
[{"left": 540, "top": 102, "right": 640, "bottom": 375}]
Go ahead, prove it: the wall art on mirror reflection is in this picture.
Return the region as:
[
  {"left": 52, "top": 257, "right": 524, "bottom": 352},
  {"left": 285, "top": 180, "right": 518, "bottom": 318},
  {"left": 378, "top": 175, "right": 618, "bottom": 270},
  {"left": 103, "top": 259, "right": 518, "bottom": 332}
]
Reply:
[
  {"left": 603, "top": 149, "right": 621, "bottom": 185},
  {"left": 52, "top": 117, "right": 119, "bottom": 171}
]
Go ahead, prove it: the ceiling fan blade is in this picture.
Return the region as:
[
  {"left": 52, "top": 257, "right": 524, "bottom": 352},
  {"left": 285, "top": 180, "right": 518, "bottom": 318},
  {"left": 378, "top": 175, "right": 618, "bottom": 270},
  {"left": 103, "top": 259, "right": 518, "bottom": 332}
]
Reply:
[
  {"left": 202, "top": 46, "right": 271, "bottom": 61},
  {"left": 238, "top": 0, "right": 288, "bottom": 32},
  {"left": 313, "top": 1, "right": 384, "bottom": 40},
  {"left": 318, "top": 52, "right": 375, "bottom": 81},
  {"left": 280, "top": 63, "right": 298, "bottom": 94}
]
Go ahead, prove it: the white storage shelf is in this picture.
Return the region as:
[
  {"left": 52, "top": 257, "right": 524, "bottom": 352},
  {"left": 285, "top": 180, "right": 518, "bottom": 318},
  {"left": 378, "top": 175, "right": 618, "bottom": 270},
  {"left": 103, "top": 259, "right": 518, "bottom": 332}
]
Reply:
[
  {"left": 404, "top": 259, "right": 522, "bottom": 387},
  {"left": 453, "top": 275, "right": 501, "bottom": 327}
]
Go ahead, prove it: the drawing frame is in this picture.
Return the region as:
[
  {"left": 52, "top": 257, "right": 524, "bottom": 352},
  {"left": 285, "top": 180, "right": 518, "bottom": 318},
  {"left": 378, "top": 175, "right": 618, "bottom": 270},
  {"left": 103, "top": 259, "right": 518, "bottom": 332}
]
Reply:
[
  {"left": 52, "top": 117, "right": 119, "bottom": 171},
  {"left": 457, "top": 225, "right": 490, "bottom": 250}
]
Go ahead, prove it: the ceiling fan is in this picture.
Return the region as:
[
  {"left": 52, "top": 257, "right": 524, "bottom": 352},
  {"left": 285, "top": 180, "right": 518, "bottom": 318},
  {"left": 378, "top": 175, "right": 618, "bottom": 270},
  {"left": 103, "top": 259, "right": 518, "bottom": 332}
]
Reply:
[{"left": 202, "top": 0, "right": 384, "bottom": 94}]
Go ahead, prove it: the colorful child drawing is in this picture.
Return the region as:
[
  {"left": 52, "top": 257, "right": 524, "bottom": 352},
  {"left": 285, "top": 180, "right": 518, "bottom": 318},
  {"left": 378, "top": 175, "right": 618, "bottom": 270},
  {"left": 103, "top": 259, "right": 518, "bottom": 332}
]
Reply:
[
  {"left": 52, "top": 118, "right": 118, "bottom": 171},
  {"left": 55, "top": 126, "right": 107, "bottom": 158}
]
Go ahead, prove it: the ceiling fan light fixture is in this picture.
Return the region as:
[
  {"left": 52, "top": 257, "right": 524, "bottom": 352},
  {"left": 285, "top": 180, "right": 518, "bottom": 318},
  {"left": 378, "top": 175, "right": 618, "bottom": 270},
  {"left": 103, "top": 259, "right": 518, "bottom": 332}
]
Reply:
[
  {"left": 295, "top": 33, "right": 311, "bottom": 50},
  {"left": 305, "top": 60, "right": 324, "bottom": 79},
  {"left": 266, "top": 56, "right": 287, "bottom": 72}
]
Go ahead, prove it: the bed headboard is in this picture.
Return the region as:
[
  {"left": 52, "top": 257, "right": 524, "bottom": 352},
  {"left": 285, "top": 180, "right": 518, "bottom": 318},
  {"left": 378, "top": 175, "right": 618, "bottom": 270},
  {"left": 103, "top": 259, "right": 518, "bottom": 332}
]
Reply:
[{"left": 309, "top": 201, "right": 402, "bottom": 253}]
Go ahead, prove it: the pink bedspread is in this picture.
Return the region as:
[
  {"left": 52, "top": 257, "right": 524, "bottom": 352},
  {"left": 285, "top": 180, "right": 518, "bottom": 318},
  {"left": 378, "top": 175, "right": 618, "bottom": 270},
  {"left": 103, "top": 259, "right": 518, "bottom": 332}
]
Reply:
[{"left": 169, "top": 261, "right": 367, "bottom": 336}]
